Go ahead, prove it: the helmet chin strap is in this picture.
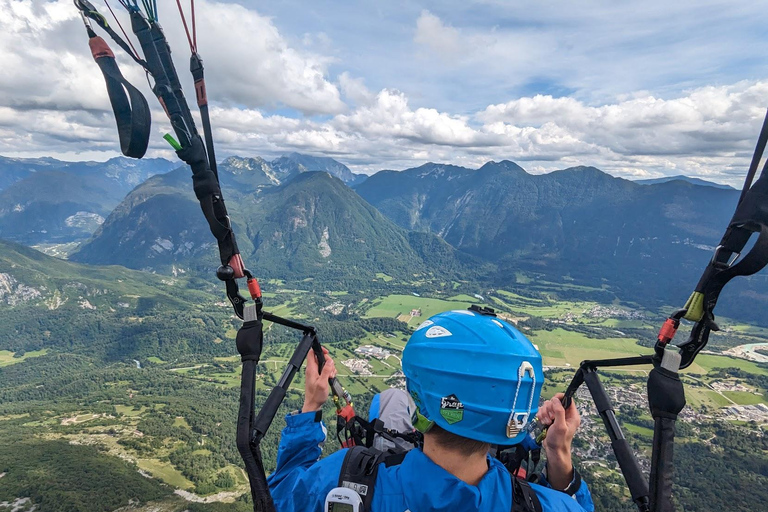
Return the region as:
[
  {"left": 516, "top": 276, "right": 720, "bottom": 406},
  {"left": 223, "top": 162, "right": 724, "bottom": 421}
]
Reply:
[
  {"left": 412, "top": 408, "right": 435, "bottom": 433},
  {"left": 507, "top": 361, "right": 536, "bottom": 438}
]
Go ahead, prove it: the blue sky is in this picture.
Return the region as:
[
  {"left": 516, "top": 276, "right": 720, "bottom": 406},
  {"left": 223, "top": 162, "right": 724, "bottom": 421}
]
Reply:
[
  {"left": 2, "top": 0, "right": 768, "bottom": 184},
  {"left": 257, "top": 1, "right": 768, "bottom": 107}
]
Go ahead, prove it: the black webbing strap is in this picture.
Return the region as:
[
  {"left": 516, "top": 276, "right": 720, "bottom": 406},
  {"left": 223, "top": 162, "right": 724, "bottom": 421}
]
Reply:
[
  {"left": 235, "top": 312, "right": 275, "bottom": 512},
  {"left": 511, "top": 477, "right": 543, "bottom": 512},
  {"left": 86, "top": 31, "right": 151, "bottom": 159},
  {"left": 116, "top": 9, "right": 239, "bottom": 268},
  {"left": 338, "top": 446, "right": 387, "bottom": 512},
  {"left": 128, "top": 11, "right": 196, "bottom": 147},
  {"left": 691, "top": 174, "right": 768, "bottom": 310},
  {"left": 190, "top": 53, "right": 219, "bottom": 180},
  {"left": 739, "top": 108, "right": 768, "bottom": 205},
  {"left": 176, "top": 135, "right": 239, "bottom": 266},
  {"left": 683, "top": 152, "right": 768, "bottom": 342}
]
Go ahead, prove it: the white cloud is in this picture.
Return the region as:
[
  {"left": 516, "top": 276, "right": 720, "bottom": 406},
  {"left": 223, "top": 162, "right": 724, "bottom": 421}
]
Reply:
[
  {"left": 1, "top": 1, "right": 766, "bottom": 187},
  {"left": 414, "top": 10, "right": 464, "bottom": 58},
  {"left": 338, "top": 72, "right": 374, "bottom": 106},
  {"left": 479, "top": 81, "right": 768, "bottom": 160},
  {"left": 161, "top": 1, "right": 344, "bottom": 115},
  {"left": 0, "top": 0, "right": 344, "bottom": 117}
]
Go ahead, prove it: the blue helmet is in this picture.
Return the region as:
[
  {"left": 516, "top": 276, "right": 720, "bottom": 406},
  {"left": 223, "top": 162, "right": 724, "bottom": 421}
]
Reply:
[{"left": 402, "top": 309, "right": 544, "bottom": 446}]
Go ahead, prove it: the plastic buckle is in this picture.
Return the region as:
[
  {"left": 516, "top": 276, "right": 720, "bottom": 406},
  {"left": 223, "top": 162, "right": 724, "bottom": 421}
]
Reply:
[
  {"left": 468, "top": 305, "right": 497, "bottom": 316},
  {"left": 711, "top": 245, "right": 740, "bottom": 268}
]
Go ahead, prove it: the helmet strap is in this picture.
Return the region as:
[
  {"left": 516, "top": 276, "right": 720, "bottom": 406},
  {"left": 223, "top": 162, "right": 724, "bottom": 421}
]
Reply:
[{"left": 412, "top": 408, "right": 435, "bottom": 433}]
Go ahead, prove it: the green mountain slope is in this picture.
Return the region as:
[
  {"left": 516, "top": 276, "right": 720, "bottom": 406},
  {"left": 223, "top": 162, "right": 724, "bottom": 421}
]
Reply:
[
  {"left": 71, "top": 167, "right": 460, "bottom": 284},
  {"left": 356, "top": 160, "right": 768, "bottom": 321},
  {"left": 0, "top": 239, "right": 228, "bottom": 360}
]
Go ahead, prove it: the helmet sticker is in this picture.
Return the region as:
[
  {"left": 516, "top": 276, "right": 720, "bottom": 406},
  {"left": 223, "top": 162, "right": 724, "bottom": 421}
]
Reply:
[
  {"left": 425, "top": 326, "right": 453, "bottom": 338},
  {"left": 440, "top": 394, "right": 464, "bottom": 424},
  {"left": 415, "top": 319, "right": 434, "bottom": 331}
]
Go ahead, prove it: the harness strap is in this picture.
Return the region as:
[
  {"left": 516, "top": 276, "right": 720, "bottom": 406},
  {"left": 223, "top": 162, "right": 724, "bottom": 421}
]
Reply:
[
  {"left": 338, "top": 446, "right": 386, "bottom": 512},
  {"left": 511, "top": 477, "right": 543, "bottom": 512},
  {"left": 87, "top": 32, "right": 151, "bottom": 158},
  {"left": 234, "top": 305, "right": 275, "bottom": 512}
]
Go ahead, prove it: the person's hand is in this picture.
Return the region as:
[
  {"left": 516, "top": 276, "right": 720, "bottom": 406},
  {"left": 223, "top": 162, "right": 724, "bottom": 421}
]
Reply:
[
  {"left": 302, "top": 347, "right": 337, "bottom": 413},
  {"left": 537, "top": 393, "right": 580, "bottom": 490}
]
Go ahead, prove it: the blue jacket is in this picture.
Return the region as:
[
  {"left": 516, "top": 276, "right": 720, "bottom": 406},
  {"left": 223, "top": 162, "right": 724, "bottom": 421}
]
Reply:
[{"left": 268, "top": 412, "right": 595, "bottom": 512}]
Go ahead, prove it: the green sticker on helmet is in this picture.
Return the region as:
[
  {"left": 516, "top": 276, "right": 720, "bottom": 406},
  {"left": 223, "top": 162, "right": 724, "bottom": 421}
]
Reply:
[{"left": 440, "top": 394, "right": 464, "bottom": 424}]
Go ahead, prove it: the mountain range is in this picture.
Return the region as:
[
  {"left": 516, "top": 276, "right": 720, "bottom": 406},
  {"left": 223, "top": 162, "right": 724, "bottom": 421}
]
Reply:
[
  {"left": 70, "top": 161, "right": 458, "bottom": 284},
  {"left": 0, "top": 156, "right": 176, "bottom": 244},
  {"left": 0, "top": 153, "right": 366, "bottom": 245},
  {"left": 2, "top": 152, "right": 765, "bottom": 324},
  {"left": 355, "top": 161, "right": 740, "bottom": 299},
  {"left": 635, "top": 175, "right": 734, "bottom": 189}
]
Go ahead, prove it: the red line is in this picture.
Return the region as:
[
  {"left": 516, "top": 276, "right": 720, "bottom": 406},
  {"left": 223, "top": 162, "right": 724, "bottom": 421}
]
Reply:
[
  {"left": 175, "top": 0, "right": 195, "bottom": 52},
  {"left": 104, "top": 0, "right": 141, "bottom": 59},
  {"left": 191, "top": 0, "right": 197, "bottom": 50}
]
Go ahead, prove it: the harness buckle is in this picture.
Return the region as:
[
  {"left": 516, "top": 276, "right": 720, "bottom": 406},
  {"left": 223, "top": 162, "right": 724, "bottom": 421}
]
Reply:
[{"left": 711, "top": 245, "right": 740, "bottom": 269}]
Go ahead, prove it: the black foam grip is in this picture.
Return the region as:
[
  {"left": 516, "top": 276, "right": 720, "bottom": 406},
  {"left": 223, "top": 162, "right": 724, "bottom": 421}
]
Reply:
[
  {"left": 584, "top": 371, "right": 612, "bottom": 414},
  {"left": 236, "top": 320, "right": 263, "bottom": 362},
  {"left": 649, "top": 417, "right": 677, "bottom": 512},
  {"left": 252, "top": 387, "right": 287, "bottom": 439},
  {"left": 612, "top": 438, "right": 650, "bottom": 504},
  {"left": 647, "top": 367, "right": 686, "bottom": 418}
]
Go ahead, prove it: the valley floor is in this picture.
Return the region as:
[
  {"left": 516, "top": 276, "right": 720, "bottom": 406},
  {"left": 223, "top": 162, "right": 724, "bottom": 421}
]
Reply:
[{"left": 2, "top": 284, "right": 767, "bottom": 512}]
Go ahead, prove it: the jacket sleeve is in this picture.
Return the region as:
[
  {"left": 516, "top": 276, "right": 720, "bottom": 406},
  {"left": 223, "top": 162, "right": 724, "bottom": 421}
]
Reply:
[
  {"left": 538, "top": 467, "right": 595, "bottom": 512},
  {"left": 267, "top": 411, "right": 347, "bottom": 512}
]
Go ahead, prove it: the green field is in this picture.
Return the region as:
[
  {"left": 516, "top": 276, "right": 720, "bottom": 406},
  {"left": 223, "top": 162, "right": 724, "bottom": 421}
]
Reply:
[
  {"left": 115, "top": 405, "right": 146, "bottom": 417},
  {"left": 685, "top": 388, "right": 734, "bottom": 409},
  {"left": 623, "top": 422, "right": 654, "bottom": 438},
  {"left": 530, "top": 329, "right": 643, "bottom": 368},
  {"left": 723, "top": 391, "right": 766, "bottom": 405},
  {"left": 137, "top": 458, "right": 194, "bottom": 489},
  {"left": 686, "top": 353, "right": 768, "bottom": 377},
  {"left": 0, "top": 349, "right": 49, "bottom": 367},
  {"left": 364, "top": 294, "right": 476, "bottom": 326}
]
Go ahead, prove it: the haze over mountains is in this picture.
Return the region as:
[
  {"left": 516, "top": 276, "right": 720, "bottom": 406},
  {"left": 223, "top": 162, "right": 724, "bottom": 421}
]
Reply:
[
  {"left": 0, "top": 153, "right": 366, "bottom": 246},
  {"left": 0, "top": 152, "right": 764, "bottom": 324},
  {"left": 0, "top": 157, "right": 176, "bottom": 244}
]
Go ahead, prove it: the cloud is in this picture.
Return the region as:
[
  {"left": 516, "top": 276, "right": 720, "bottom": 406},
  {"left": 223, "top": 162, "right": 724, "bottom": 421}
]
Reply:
[
  {"left": 0, "top": 0, "right": 344, "bottom": 117},
  {"left": 414, "top": 10, "right": 464, "bottom": 58},
  {"left": 479, "top": 81, "right": 768, "bottom": 159},
  {"left": 1, "top": 0, "right": 767, "bottom": 187},
  {"left": 333, "top": 89, "right": 494, "bottom": 146},
  {"left": 338, "top": 72, "right": 374, "bottom": 106},
  {"left": 186, "top": 1, "right": 343, "bottom": 114}
]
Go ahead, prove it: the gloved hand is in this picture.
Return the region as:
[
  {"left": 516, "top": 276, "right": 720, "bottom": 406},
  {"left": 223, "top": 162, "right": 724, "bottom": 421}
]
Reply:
[
  {"left": 537, "top": 392, "right": 580, "bottom": 490},
  {"left": 302, "top": 347, "right": 337, "bottom": 413}
]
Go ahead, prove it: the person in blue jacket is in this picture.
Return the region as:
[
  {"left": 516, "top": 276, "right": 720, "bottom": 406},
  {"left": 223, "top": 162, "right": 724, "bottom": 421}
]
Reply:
[{"left": 268, "top": 309, "right": 595, "bottom": 512}]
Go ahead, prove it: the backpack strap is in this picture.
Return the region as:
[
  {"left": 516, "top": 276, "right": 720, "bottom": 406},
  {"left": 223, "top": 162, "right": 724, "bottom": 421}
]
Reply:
[
  {"left": 511, "top": 476, "right": 543, "bottom": 512},
  {"left": 338, "top": 446, "right": 388, "bottom": 512}
]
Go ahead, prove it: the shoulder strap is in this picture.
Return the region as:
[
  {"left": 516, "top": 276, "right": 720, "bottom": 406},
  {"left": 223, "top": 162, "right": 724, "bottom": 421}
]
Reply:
[
  {"left": 338, "top": 446, "right": 398, "bottom": 512},
  {"left": 511, "top": 477, "right": 543, "bottom": 512}
]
